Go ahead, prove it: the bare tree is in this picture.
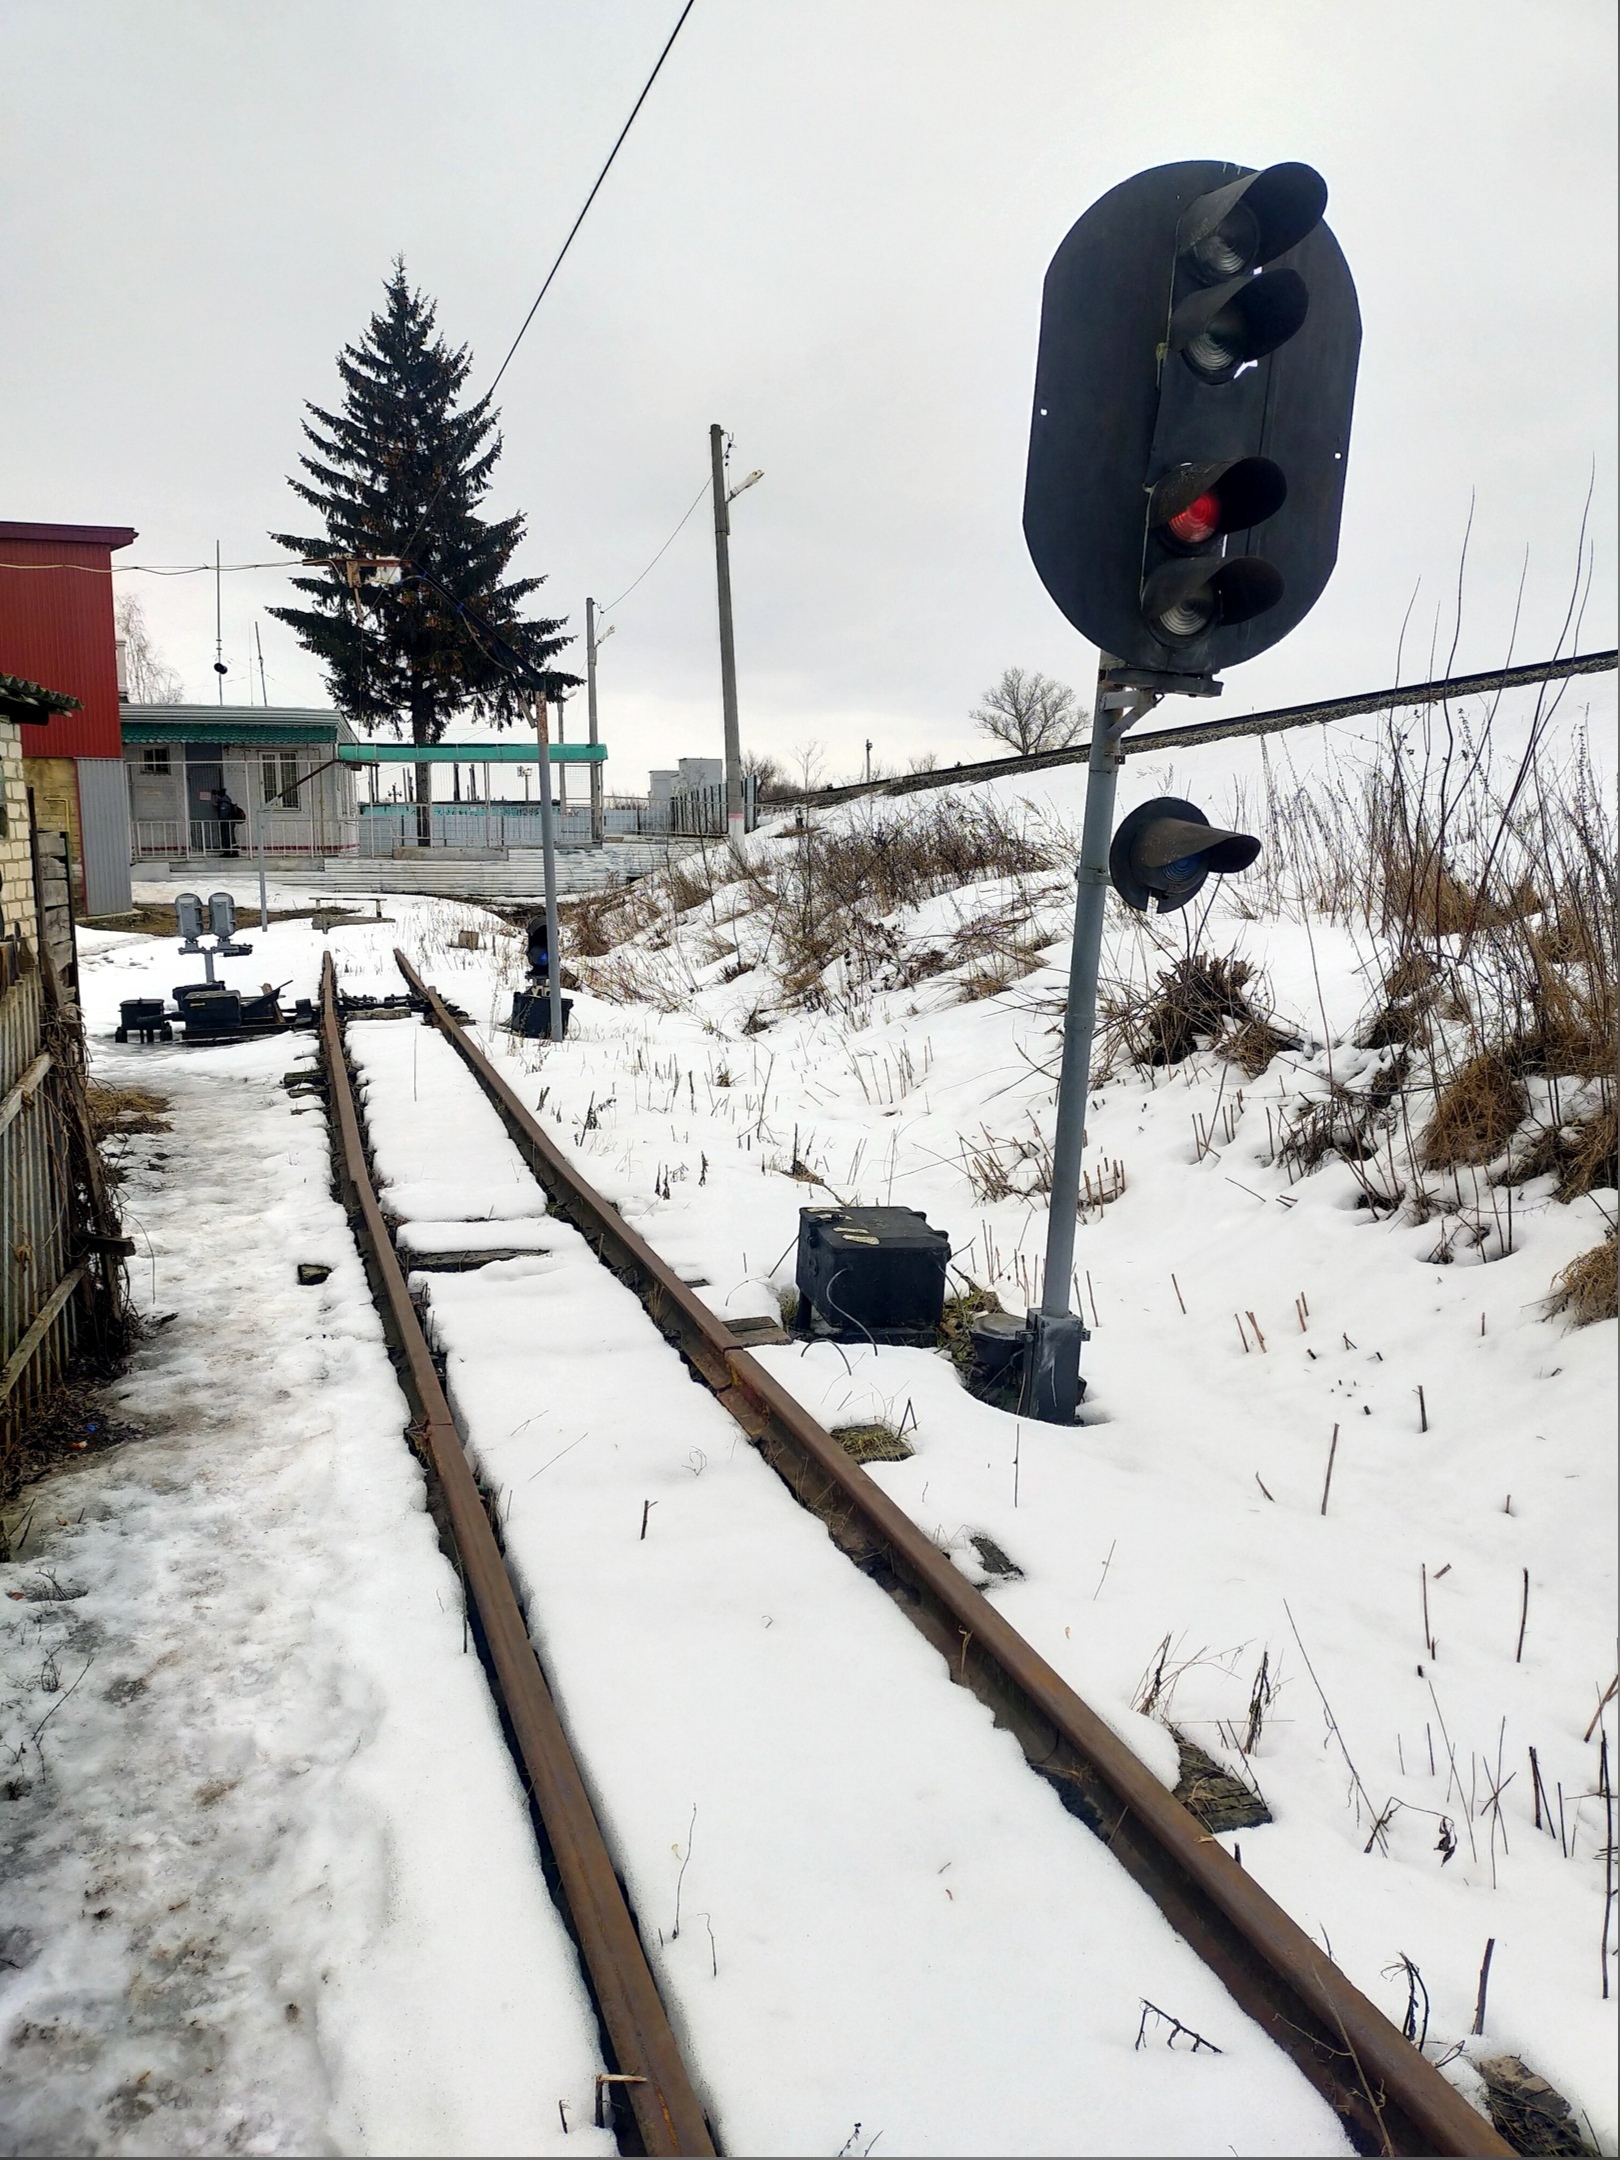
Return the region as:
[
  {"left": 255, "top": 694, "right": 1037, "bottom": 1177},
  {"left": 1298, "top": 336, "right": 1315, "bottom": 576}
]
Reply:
[
  {"left": 743, "top": 747, "right": 788, "bottom": 800},
  {"left": 971, "top": 667, "right": 1086, "bottom": 756},
  {"left": 115, "top": 593, "right": 185, "bottom": 703},
  {"left": 791, "top": 740, "right": 829, "bottom": 793}
]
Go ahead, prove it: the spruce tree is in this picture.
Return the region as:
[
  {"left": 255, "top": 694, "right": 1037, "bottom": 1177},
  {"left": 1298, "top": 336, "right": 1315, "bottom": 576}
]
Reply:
[{"left": 270, "top": 260, "right": 577, "bottom": 841}]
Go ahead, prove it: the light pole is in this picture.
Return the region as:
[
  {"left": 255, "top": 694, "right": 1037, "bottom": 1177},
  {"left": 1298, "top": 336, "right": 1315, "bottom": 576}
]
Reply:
[
  {"left": 708, "top": 424, "right": 762, "bottom": 845},
  {"left": 585, "top": 597, "right": 614, "bottom": 848},
  {"left": 532, "top": 693, "right": 564, "bottom": 1043}
]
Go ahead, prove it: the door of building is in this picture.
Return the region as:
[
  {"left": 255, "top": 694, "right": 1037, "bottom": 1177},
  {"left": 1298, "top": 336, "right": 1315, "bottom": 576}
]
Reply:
[{"left": 185, "top": 756, "right": 223, "bottom": 853}]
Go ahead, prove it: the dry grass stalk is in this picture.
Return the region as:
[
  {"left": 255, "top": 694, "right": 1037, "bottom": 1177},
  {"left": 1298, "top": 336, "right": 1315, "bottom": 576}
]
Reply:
[
  {"left": 1507, "top": 1100, "right": 1618, "bottom": 1201},
  {"left": 84, "top": 1083, "right": 171, "bottom": 1142},
  {"left": 1546, "top": 1237, "right": 1618, "bottom": 1328},
  {"left": 1418, "top": 1050, "right": 1528, "bottom": 1169},
  {"left": 1222, "top": 1014, "right": 1298, "bottom": 1076},
  {"left": 1131, "top": 952, "right": 1259, "bottom": 1067}
]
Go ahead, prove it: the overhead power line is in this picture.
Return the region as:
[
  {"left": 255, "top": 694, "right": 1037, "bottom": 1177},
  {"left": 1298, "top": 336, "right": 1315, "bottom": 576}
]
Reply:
[
  {"left": 599, "top": 479, "right": 709, "bottom": 616},
  {"left": 394, "top": 0, "right": 697, "bottom": 571},
  {"left": 485, "top": 0, "right": 697, "bottom": 403},
  {"left": 7, "top": 8, "right": 699, "bottom": 607}
]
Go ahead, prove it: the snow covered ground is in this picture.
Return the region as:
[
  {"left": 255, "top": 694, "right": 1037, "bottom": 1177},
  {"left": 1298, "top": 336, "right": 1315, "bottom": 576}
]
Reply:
[
  {"left": 5, "top": 681, "right": 1615, "bottom": 2159},
  {"left": 349, "top": 1014, "right": 1349, "bottom": 2157},
  {"left": 0, "top": 929, "right": 614, "bottom": 2157}
]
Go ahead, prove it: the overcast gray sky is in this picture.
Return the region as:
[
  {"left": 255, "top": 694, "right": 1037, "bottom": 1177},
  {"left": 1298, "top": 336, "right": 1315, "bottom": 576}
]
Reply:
[{"left": 3, "top": 0, "right": 1615, "bottom": 791}]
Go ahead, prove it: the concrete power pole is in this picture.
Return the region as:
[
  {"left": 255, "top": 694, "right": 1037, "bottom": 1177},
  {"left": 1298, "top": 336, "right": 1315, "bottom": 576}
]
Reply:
[
  {"left": 708, "top": 424, "right": 744, "bottom": 843},
  {"left": 532, "top": 692, "right": 564, "bottom": 1042},
  {"left": 585, "top": 596, "right": 605, "bottom": 848}
]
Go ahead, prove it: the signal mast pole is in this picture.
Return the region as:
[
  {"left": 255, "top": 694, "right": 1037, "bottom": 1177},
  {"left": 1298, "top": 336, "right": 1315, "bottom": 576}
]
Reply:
[{"left": 1020, "top": 662, "right": 1157, "bottom": 1423}]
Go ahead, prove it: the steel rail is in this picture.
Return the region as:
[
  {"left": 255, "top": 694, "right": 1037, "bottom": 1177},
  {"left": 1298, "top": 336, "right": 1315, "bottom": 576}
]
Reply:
[
  {"left": 396, "top": 947, "right": 1514, "bottom": 2160},
  {"left": 318, "top": 956, "right": 715, "bottom": 2160}
]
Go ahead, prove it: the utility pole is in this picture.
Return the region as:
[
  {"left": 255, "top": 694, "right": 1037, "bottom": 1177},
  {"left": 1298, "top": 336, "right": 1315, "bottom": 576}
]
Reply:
[
  {"left": 709, "top": 424, "right": 744, "bottom": 844},
  {"left": 532, "top": 693, "right": 564, "bottom": 1042},
  {"left": 213, "top": 541, "right": 225, "bottom": 704},
  {"left": 585, "top": 596, "right": 610, "bottom": 848}
]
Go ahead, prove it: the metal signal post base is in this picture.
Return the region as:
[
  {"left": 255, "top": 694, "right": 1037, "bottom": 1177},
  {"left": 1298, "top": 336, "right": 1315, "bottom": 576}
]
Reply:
[{"left": 1019, "top": 661, "right": 1159, "bottom": 1423}]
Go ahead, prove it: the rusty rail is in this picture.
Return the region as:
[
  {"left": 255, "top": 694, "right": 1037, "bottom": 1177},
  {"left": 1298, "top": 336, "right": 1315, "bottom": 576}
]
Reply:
[
  {"left": 395, "top": 948, "right": 1513, "bottom": 2160},
  {"left": 319, "top": 956, "right": 715, "bottom": 2159}
]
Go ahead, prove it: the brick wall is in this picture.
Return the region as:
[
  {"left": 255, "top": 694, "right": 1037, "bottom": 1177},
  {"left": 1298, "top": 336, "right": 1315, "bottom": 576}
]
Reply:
[{"left": 0, "top": 720, "right": 37, "bottom": 950}]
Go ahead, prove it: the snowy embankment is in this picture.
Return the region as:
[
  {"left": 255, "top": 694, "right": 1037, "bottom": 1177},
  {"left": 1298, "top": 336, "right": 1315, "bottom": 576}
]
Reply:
[
  {"left": 0, "top": 930, "right": 612, "bottom": 2157},
  {"left": 411, "top": 682, "right": 1608, "bottom": 2149}
]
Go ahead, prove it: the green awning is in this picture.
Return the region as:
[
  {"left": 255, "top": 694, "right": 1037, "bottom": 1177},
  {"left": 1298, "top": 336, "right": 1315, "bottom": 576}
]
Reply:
[
  {"left": 121, "top": 719, "right": 338, "bottom": 746},
  {"left": 337, "top": 742, "right": 606, "bottom": 765}
]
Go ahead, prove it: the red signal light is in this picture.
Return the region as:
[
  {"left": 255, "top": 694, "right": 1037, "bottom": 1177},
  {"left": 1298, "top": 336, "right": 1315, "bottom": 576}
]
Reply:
[{"left": 1166, "top": 490, "right": 1221, "bottom": 545}]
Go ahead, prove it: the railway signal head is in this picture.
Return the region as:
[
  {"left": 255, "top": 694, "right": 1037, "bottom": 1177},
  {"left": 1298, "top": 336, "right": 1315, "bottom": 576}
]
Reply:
[
  {"left": 526, "top": 914, "right": 550, "bottom": 979},
  {"left": 1109, "top": 795, "right": 1260, "bottom": 912},
  {"left": 208, "top": 892, "right": 237, "bottom": 939},
  {"left": 1024, "top": 158, "right": 1360, "bottom": 691},
  {"left": 175, "top": 892, "right": 205, "bottom": 945}
]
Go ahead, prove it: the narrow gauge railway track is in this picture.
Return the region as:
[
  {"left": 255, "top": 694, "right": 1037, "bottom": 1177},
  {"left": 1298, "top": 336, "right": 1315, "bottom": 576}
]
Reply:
[
  {"left": 386, "top": 948, "right": 1514, "bottom": 2160},
  {"left": 318, "top": 957, "right": 716, "bottom": 2159}
]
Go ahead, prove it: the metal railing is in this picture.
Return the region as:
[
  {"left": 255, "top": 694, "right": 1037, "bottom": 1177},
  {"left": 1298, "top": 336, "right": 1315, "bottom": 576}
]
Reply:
[
  {"left": 351, "top": 781, "right": 759, "bottom": 856},
  {"left": 359, "top": 804, "right": 596, "bottom": 853},
  {"left": 131, "top": 817, "right": 360, "bottom": 862},
  {"left": 666, "top": 775, "right": 758, "bottom": 835}
]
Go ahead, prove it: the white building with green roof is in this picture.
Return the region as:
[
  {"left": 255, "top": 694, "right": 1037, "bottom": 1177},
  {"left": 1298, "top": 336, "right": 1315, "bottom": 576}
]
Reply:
[{"left": 120, "top": 705, "right": 359, "bottom": 865}]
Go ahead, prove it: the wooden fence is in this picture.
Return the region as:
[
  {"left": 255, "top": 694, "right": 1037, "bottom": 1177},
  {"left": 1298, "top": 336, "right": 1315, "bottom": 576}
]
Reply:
[{"left": 0, "top": 964, "right": 84, "bottom": 1463}]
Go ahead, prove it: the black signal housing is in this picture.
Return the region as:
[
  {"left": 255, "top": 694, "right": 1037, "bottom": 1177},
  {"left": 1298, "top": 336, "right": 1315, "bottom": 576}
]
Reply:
[
  {"left": 1109, "top": 796, "right": 1261, "bottom": 913},
  {"left": 1024, "top": 158, "right": 1360, "bottom": 690}
]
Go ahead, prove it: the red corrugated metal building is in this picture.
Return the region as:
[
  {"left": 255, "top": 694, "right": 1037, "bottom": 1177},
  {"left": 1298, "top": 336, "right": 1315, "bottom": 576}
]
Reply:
[{"left": 0, "top": 520, "right": 137, "bottom": 914}]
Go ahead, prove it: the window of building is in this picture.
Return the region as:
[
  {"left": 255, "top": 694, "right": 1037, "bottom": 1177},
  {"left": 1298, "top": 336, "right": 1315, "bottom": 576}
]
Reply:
[
  {"left": 140, "top": 745, "right": 172, "bottom": 774},
  {"left": 261, "top": 754, "right": 301, "bottom": 810}
]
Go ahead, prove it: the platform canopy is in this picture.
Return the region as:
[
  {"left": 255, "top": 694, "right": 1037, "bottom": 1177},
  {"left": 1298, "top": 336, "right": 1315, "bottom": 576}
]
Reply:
[{"left": 336, "top": 741, "right": 605, "bottom": 765}]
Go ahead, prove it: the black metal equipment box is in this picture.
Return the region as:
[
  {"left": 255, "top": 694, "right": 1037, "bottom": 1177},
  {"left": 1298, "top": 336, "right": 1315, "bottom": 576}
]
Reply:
[
  {"left": 795, "top": 1205, "right": 950, "bottom": 1338},
  {"left": 509, "top": 989, "right": 573, "bottom": 1038},
  {"left": 176, "top": 986, "right": 243, "bottom": 1039},
  {"left": 115, "top": 997, "right": 172, "bottom": 1044}
]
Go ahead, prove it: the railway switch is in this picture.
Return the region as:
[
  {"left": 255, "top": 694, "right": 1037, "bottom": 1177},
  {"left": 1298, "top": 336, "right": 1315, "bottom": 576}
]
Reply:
[{"left": 795, "top": 1205, "right": 950, "bottom": 1340}]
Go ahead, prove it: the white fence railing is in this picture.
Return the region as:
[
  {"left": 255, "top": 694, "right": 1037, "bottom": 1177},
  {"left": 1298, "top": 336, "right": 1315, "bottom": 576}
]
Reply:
[
  {"left": 355, "top": 779, "right": 758, "bottom": 855},
  {"left": 132, "top": 817, "right": 359, "bottom": 862}
]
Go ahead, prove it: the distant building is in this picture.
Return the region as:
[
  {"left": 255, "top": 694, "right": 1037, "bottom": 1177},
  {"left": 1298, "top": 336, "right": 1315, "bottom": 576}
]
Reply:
[
  {"left": 120, "top": 706, "right": 360, "bottom": 864},
  {"left": 0, "top": 520, "right": 137, "bottom": 916}
]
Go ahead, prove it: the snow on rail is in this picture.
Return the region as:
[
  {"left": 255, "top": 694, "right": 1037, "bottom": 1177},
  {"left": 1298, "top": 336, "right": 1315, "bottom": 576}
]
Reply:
[{"left": 349, "top": 1014, "right": 1352, "bottom": 2158}]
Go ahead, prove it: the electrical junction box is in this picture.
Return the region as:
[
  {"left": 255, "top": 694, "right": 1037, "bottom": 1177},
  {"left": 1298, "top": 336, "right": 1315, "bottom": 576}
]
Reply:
[
  {"left": 794, "top": 1206, "right": 950, "bottom": 1340},
  {"left": 508, "top": 989, "right": 573, "bottom": 1038},
  {"left": 115, "top": 997, "right": 171, "bottom": 1044}
]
